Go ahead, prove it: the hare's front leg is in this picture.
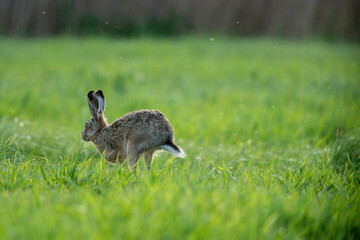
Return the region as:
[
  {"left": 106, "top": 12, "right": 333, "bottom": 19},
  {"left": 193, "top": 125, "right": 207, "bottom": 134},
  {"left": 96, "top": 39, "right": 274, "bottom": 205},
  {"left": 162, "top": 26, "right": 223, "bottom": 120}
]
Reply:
[{"left": 105, "top": 149, "right": 126, "bottom": 164}]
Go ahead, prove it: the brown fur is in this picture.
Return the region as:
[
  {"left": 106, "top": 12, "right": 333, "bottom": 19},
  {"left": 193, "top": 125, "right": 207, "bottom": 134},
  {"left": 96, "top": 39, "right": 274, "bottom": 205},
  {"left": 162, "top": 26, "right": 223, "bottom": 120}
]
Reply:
[
  {"left": 81, "top": 90, "right": 184, "bottom": 171},
  {"left": 93, "top": 110, "right": 174, "bottom": 164}
]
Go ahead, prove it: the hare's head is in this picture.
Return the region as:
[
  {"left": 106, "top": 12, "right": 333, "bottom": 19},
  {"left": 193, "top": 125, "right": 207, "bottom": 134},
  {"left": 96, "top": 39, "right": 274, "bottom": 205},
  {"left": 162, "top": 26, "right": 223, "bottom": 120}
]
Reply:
[{"left": 81, "top": 90, "right": 108, "bottom": 142}]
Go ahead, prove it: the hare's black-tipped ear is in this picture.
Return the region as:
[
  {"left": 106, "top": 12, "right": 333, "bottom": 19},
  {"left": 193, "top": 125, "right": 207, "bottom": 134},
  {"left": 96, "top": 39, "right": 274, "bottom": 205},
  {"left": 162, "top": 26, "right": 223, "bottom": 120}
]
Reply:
[
  {"left": 96, "top": 90, "right": 106, "bottom": 115},
  {"left": 87, "top": 91, "right": 99, "bottom": 120}
]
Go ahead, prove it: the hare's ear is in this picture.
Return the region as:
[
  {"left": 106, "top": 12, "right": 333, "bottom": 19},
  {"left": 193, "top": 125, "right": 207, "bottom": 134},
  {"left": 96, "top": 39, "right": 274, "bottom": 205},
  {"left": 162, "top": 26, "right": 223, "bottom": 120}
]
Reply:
[
  {"left": 87, "top": 91, "right": 100, "bottom": 120},
  {"left": 96, "top": 90, "right": 106, "bottom": 115}
]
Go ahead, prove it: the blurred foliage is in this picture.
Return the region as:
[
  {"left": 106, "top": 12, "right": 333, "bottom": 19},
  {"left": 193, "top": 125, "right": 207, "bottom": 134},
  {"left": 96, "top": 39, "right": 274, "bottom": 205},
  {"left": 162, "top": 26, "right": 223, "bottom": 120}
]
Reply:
[{"left": 0, "top": 0, "right": 359, "bottom": 40}]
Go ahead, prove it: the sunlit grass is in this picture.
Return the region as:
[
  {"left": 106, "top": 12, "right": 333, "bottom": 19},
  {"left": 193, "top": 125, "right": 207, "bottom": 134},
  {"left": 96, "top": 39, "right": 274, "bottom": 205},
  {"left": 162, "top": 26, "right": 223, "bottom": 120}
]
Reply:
[{"left": 0, "top": 37, "right": 359, "bottom": 239}]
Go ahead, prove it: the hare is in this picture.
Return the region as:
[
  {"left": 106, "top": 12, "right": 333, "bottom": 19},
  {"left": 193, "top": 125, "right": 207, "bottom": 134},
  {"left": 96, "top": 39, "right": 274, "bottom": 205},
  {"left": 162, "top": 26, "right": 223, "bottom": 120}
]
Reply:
[{"left": 81, "top": 90, "right": 185, "bottom": 171}]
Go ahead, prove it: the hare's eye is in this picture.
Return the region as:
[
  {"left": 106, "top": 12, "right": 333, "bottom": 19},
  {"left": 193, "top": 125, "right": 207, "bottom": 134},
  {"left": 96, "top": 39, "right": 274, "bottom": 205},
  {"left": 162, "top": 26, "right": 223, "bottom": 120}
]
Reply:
[{"left": 85, "top": 122, "right": 90, "bottom": 127}]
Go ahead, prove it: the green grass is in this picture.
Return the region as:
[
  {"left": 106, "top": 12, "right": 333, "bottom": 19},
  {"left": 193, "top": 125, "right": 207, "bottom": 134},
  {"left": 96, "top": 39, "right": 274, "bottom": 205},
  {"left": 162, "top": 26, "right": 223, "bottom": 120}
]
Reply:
[{"left": 0, "top": 37, "right": 359, "bottom": 239}]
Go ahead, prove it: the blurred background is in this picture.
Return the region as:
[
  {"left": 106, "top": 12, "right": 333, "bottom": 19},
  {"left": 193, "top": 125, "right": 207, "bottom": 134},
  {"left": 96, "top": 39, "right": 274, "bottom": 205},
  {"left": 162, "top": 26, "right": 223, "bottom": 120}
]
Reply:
[
  {"left": 0, "top": 2, "right": 359, "bottom": 237},
  {"left": 1, "top": 0, "right": 359, "bottom": 40}
]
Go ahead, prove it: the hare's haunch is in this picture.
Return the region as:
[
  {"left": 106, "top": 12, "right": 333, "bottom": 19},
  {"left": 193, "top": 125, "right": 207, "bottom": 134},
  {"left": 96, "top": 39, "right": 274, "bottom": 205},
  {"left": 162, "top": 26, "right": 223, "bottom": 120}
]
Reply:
[{"left": 81, "top": 90, "right": 185, "bottom": 170}]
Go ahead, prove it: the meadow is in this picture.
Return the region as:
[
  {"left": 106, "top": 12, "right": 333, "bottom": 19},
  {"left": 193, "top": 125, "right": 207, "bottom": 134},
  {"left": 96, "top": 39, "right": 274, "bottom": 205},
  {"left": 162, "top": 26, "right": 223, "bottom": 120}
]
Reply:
[{"left": 0, "top": 37, "right": 359, "bottom": 239}]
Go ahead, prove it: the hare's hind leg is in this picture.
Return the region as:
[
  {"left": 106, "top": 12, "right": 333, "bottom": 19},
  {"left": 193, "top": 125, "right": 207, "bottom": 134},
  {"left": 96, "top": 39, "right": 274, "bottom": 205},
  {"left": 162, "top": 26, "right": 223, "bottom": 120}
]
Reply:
[{"left": 144, "top": 151, "right": 154, "bottom": 170}]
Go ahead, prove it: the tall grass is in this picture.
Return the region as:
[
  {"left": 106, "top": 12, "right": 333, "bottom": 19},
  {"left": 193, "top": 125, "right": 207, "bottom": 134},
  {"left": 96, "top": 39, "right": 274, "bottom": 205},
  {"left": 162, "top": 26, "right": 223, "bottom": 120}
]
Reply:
[{"left": 0, "top": 37, "right": 359, "bottom": 239}]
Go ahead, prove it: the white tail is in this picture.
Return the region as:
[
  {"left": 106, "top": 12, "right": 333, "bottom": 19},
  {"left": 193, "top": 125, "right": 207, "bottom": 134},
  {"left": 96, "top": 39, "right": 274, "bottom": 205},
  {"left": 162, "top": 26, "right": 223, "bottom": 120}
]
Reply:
[{"left": 160, "top": 143, "right": 186, "bottom": 158}]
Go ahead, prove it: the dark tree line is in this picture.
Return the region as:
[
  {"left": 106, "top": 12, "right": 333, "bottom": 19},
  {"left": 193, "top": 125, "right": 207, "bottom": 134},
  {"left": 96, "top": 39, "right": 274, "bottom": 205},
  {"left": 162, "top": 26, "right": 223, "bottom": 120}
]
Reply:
[{"left": 0, "top": 0, "right": 359, "bottom": 40}]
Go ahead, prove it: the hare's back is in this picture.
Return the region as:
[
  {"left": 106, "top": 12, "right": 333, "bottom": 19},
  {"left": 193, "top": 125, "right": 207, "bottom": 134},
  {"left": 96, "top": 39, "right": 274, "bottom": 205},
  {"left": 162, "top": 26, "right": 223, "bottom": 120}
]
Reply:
[
  {"left": 114, "top": 110, "right": 174, "bottom": 150},
  {"left": 112, "top": 110, "right": 174, "bottom": 139}
]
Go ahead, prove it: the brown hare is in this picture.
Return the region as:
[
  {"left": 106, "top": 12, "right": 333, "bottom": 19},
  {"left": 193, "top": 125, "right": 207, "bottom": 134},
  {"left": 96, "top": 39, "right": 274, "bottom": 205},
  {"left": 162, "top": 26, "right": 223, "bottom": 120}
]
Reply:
[{"left": 81, "top": 90, "right": 185, "bottom": 171}]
